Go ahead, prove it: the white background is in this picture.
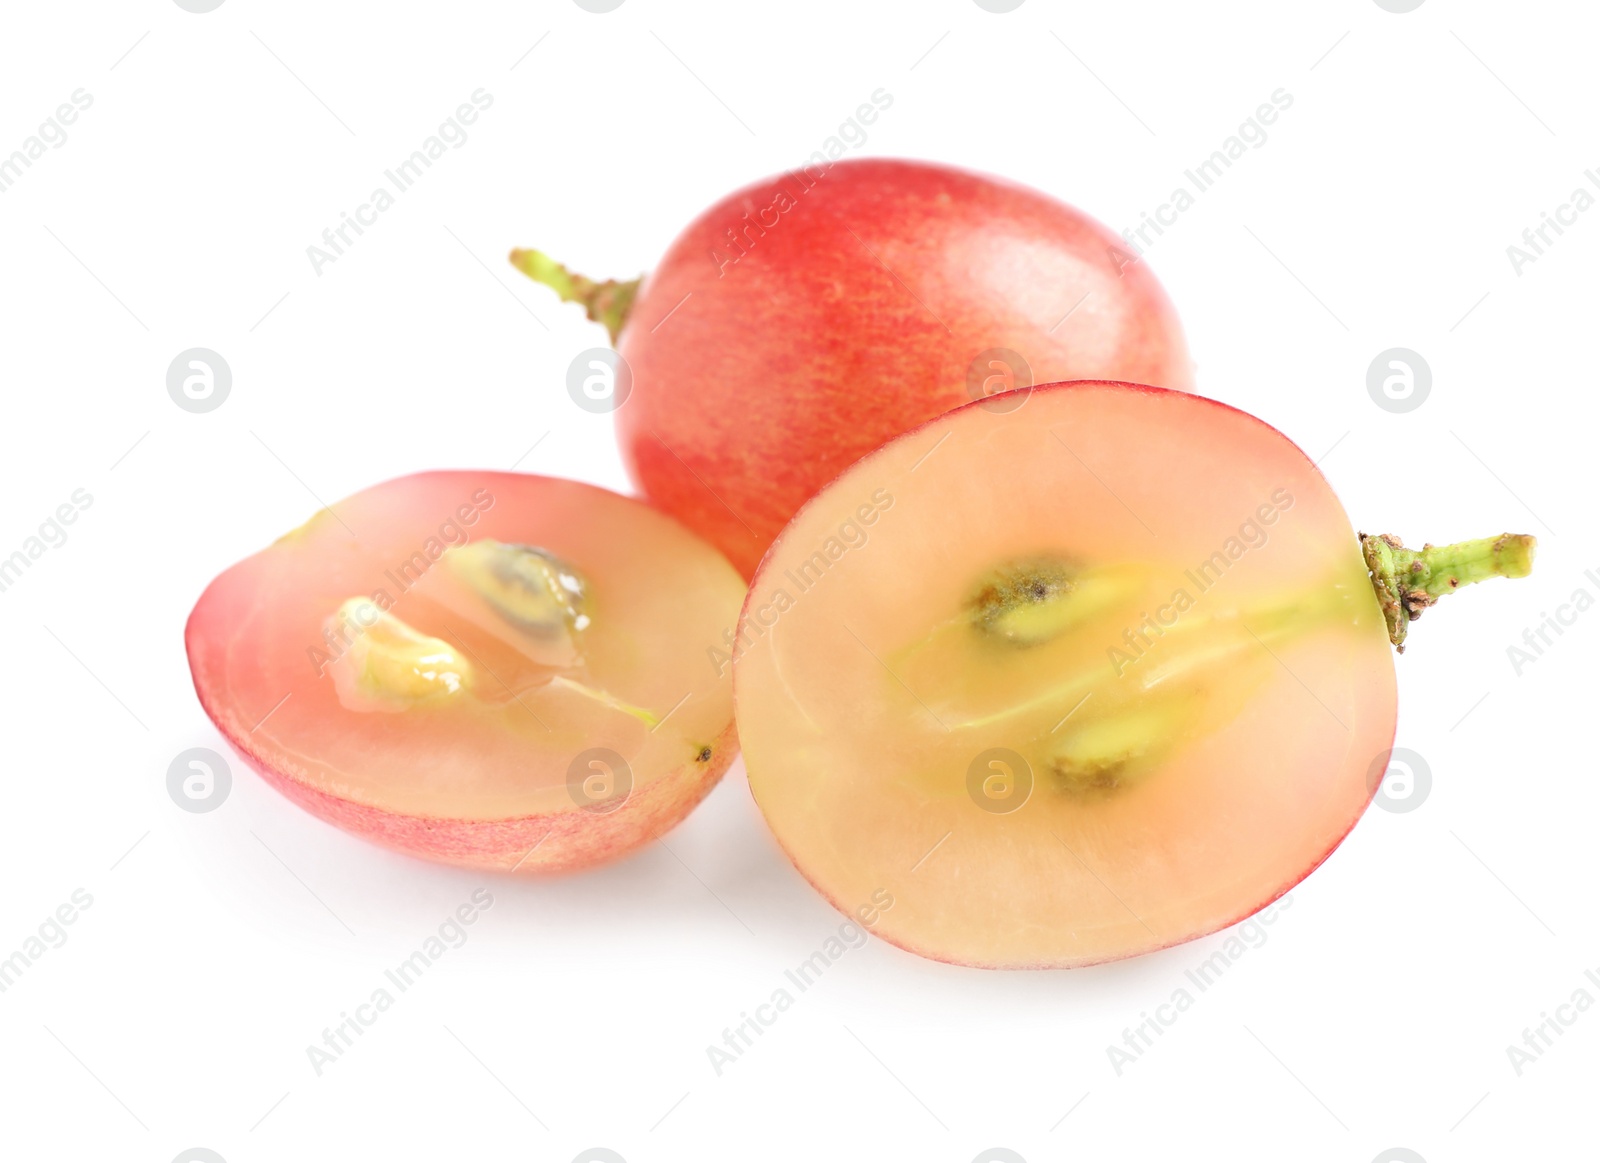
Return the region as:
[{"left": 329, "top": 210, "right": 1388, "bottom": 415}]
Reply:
[{"left": 1, "top": 1, "right": 1595, "bottom": 1160}]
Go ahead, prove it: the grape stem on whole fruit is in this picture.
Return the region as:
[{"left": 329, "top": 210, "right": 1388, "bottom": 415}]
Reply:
[
  {"left": 509, "top": 249, "right": 639, "bottom": 344},
  {"left": 1361, "top": 532, "right": 1535, "bottom": 651}
]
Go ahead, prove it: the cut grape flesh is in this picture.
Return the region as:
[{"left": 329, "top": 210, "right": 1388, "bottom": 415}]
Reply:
[
  {"left": 735, "top": 383, "right": 1399, "bottom": 968},
  {"left": 186, "top": 471, "right": 744, "bottom": 873}
]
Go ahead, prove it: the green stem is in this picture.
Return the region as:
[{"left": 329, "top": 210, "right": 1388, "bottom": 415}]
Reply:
[
  {"left": 1361, "top": 532, "right": 1536, "bottom": 651},
  {"left": 508, "top": 249, "right": 641, "bottom": 344}
]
